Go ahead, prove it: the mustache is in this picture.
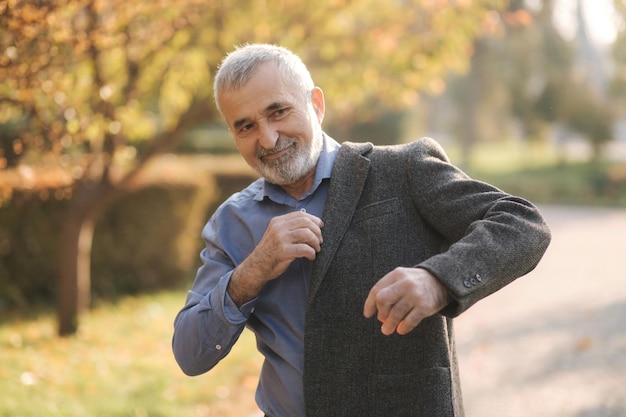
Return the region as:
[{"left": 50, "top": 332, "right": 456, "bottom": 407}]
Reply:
[{"left": 257, "top": 137, "right": 297, "bottom": 158}]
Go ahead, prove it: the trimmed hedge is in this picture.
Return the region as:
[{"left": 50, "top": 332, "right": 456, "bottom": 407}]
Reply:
[
  {"left": 0, "top": 192, "right": 67, "bottom": 309},
  {"left": 0, "top": 166, "right": 257, "bottom": 312},
  {"left": 91, "top": 182, "right": 217, "bottom": 299}
]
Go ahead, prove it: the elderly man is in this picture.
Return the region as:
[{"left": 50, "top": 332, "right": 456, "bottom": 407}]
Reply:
[{"left": 173, "top": 43, "right": 551, "bottom": 417}]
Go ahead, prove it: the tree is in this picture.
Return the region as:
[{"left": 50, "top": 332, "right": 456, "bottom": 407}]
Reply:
[
  {"left": 440, "top": 0, "right": 616, "bottom": 165},
  {"left": 504, "top": 0, "right": 572, "bottom": 141},
  {"left": 435, "top": 2, "right": 535, "bottom": 168},
  {"left": 2, "top": 0, "right": 222, "bottom": 335},
  {"left": 610, "top": 0, "right": 626, "bottom": 114},
  {"left": 453, "top": 0, "right": 576, "bottom": 145},
  {"left": 0, "top": 0, "right": 506, "bottom": 335}
]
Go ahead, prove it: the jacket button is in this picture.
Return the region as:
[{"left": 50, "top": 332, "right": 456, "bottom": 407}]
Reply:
[
  {"left": 463, "top": 280, "right": 472, "bottom": 288},
  {"left": 475, "top": 273, "right": 482, "bottom": 282}
]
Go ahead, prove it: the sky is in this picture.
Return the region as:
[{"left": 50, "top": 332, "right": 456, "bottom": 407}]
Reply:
[{"left": 552, "top": 0, "right": 619, "bottom": 45}]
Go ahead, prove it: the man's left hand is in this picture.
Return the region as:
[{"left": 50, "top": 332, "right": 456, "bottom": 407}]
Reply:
[{"left": 363, "top": 267, "right": 450, "bottom": 336}]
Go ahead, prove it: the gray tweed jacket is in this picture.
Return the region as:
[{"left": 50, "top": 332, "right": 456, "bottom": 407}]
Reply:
[{"left": 303, "top": 138, "right": 551, "bottom": 417}]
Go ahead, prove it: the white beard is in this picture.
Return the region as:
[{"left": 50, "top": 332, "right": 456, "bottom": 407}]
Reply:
[{"left": 256, "top": 132, "right": 323, "bottom": 186}]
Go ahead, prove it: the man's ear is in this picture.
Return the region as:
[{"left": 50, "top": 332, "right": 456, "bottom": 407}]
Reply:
[{"left": 311, "top": 87, "right": 325, "bottom": 123}]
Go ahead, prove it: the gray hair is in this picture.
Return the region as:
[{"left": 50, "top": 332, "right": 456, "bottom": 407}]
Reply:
[{"left": 213, "top": 44, "right": 315, "bottom": 113}]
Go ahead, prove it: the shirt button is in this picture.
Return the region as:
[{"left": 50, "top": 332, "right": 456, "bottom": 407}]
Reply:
[
  {"left": 215, "top": 345, "right": 222, "bottom": 350},
  {"left": 299, "top": 208, "right": 306, "bottom": 213}
]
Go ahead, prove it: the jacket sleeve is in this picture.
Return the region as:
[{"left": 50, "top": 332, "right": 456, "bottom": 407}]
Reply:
[{"left": 408, "top": 138, "right": 551, "bottom": 316}]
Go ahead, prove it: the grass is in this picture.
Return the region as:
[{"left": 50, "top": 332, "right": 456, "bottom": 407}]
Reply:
[
  {"left": 445, "top": 140, "right": 626, "bottom": 207},
  {"left": 446, "top": 139, "right": 562, "bottom": 174},
  {"left": 0, "top": 290, "right": 263, "bottom": 417},
  {"left": 474, "top": 161, "right": 626, "bottom": 207}
]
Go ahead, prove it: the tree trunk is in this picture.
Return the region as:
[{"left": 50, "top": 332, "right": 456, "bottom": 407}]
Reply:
[
  {"left": 56, "top": 99, "right": 213, "bottom": 336},
  {"left": 57, "top": 181, "right": 113, "bottom": 336}
]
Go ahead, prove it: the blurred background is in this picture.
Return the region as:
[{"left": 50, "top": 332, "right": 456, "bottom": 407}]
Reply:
[{"left": 1, "top": 0, "right": 625, "bottom": 416}]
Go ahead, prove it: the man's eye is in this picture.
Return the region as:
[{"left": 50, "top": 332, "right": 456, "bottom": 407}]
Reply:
[
  {"left": 240, "top": 123, "right": 255, "bottom": 133},
  {"left": 273, "top": 108, "right": 289, "bottom": 117}
]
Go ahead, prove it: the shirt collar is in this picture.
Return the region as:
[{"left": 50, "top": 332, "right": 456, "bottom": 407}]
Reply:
[{"left": 254, "top": 133, "right": 340, "bottom": 202}]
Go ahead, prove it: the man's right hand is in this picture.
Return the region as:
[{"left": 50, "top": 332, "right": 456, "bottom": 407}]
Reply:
[{"left": 228, "top": 211, "right": 324, "bottom": 306}]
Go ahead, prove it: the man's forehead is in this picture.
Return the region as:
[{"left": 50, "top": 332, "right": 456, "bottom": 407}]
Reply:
[
  {"left": 222, "top": 76, "right": 304, "bottom": 126},
  {"left": 232, "top": 101, "right": 286, "bottom": 129}
]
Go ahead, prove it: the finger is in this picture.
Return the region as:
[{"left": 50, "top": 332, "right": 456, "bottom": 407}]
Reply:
[
  {"left": 298, "top": 214, "right": 324, "bottom": 242},
  {"left": 363, "top": 295, "right": 377, "bottom": 319},
  {"left": 284, "top": 215, "right": 324, "bottom": 243},
  {"left": 307, "top": 213, "right": 324, "bottom": 229},
  {"left": 284, "top": 211, "right": 324, "bottom": 227},
  {"left": 379, "top": 297, "right": 431, "bottom": 336},
  {"left": 379, "top": 295, "right": 412, "bottom": 335},
  {"left": 290, "top": 228, "right": 323, "bottom": 252},
  {"left": 363, "top": 283, "right": 383, "bottom": 318},
  {"left": 363, "top": 275, "right": 399, "bottom": 319},
  {"left": 272, "top": 212, "right": 321, "bottom": 231},
  {"left": 395, "top": 308, "right": 426, "bottom": 335},
  {"left": 294, "top": 242, "right": 319, "bottom": 261}
]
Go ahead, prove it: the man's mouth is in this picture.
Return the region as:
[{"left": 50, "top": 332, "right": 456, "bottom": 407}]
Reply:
[
  {"left": 262, "top": 147, "right": 289, "bottom": 160},
  {"left": 259, "top": 140, "right": 296, "bottom": 161}
]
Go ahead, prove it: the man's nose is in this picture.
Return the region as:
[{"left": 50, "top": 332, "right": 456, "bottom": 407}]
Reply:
[{"left": 258, "top": 120, "right": 278, "bottom": 149}]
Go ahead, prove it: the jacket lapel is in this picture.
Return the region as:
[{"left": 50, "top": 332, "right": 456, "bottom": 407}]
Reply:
[{"left": 307, "top": 142, "right": 372, "bottom": 306}]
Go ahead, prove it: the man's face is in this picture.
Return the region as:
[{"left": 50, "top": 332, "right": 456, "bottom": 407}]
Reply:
[{"left": 218, "top": 62, "right": 325, "bottom": 186}]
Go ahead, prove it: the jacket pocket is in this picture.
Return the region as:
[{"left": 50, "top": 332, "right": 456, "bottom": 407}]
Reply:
[
  {"left": 367, "top": 368, "right": 455, "bottom": 417},
  {"left": 353, "top": 198, "right": 400, "bottom": 224}
]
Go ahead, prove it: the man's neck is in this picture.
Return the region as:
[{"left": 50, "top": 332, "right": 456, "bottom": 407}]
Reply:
[{"left": 279, "top": 167, "right": 317, "bottom": 200}]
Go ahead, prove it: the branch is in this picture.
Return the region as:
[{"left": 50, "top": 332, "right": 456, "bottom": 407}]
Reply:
[{"left": 115, "top": 96, "right": 214, "bottom": 188}]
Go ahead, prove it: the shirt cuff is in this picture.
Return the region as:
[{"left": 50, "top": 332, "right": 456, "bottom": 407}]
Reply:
[{"left": 220, "top": 271, "right": 257, "bottom": 322}]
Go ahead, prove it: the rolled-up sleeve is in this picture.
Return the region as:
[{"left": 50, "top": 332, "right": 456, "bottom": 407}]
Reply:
[
  {"left": 173, "top": 268, "right": 256, "bottom": 375},
  {"left": 172, "top": 201, "right": 258, "bottom": 376}
]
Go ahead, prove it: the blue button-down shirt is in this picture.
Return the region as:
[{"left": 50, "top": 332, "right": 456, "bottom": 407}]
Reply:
[{"left": 173, "top": 135, "right": 341, "bottom": 417}]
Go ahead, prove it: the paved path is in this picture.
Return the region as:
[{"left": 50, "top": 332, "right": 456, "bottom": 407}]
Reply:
[
  {"left": 241, "top": 205, "right": 626, "bottom": 417},
  {"left": 456, "top": 205, "right": 626, "bottom": 417}
]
